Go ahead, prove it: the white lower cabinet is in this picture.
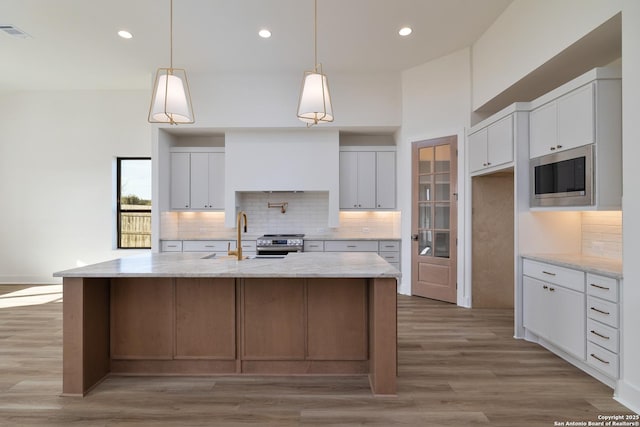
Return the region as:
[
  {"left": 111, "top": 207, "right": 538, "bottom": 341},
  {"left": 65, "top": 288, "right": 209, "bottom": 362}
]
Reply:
[
  {"left": 522, "top": 258, "right": 622, "bottom": 385},
  {"left": 160, "top": 240, "right": 236, "bottom": 255},
  {"left": 309, "top": 239, "right": 400, "bottom": 270},
  {"left": 523, "top": 275, "right": 585, "bottom": 360}
]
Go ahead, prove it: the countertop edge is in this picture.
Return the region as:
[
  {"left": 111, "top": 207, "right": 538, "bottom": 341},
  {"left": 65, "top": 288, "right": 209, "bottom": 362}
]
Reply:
[{"left": 521, "top": 253, "right": 622, "bottom": 280}]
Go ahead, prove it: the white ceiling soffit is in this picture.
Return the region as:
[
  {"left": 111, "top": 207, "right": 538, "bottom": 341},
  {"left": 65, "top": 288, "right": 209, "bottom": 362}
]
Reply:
[{"left": 0, "top": 0, "right": 512, "bottom": 92}]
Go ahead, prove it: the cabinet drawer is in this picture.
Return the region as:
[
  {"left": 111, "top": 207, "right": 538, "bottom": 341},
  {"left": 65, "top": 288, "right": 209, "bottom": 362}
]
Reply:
[
  {"left": 161, "top": 240, "right": 183, "bottom": 252},
  {"left": 303, "top": 241, "right": 325, "bottom": 252},
  {"left": 378, "top": 241, "right": 400, "bottom": 252},
  {"left": 587, "top": 318, "right": 619, "bottom": 354},
  {"left": 587, "top": 341, "right": 619, "bottom": 378},
  {"left": 587, "top": 296, "right": 618, "bottom": 328},
  {"left": 586, "top": 273, "right": 618, "bottom": 303},
  {"left": 240, "top": 240, "right": 256, "bottom": 251},
  {"left": 523, "top": 259, "right": 585, "bottom": 292},
  {"left": 324, "top": 240, "right": 378, "bottom": 252},
  {"left": 183, "top": 240, "right": 234, "bottom": 252},
  {"left": 379, "top": 252, "right": 399, "bottom": 263}
]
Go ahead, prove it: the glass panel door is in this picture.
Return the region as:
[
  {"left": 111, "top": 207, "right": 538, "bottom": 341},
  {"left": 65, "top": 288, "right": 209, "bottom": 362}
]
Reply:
[{"left": 417, "top": 144, "right": 451, "bottom": 259}]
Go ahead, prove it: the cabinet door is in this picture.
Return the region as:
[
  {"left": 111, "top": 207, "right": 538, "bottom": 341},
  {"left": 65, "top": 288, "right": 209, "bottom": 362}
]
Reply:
[
  {"left": 190, "top": 153, "right": 210, "bottom": 209},
  {"left": 339, "top": 152, "right": 359, "bottom": 209},
  {"left": 523, "top": 276, "right": 549, "bottom": 339},
  {"left": 557, "top": 83, "right": 595, "bottom": 151},
  {"left": 208, "top": 153, "right": 225, "bottom": 209},
  {"left": 376, "top": 152, "right": 395, "bottom": 209},
  {"left": 170, "top": 152, "right": 190, "bottom": 209},
  {"left": 548, "top": 284, "right": 585, "bottom": 360},
  {"left": 530, "top": 102, "right": 557, "bottom": 158},
  {"left": 487, "top": 115, "right": 513, "bottom": 168},
  {"left": 356, "top": 152, "right": 376, "bottom": 209},
  {"left": 468, "top": 128, "right": 488, "bottom": 173}
]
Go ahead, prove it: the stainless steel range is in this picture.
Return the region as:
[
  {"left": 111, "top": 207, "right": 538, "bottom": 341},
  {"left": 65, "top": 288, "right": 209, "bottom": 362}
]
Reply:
[{"left": 256, "top": 234, "right": 304, "bottom": 255}]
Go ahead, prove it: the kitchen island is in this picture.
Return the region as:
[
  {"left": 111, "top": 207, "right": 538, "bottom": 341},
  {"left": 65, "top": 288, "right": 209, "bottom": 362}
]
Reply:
[{"left": 54, "top": 252, "right": 400, "bottom": 397}]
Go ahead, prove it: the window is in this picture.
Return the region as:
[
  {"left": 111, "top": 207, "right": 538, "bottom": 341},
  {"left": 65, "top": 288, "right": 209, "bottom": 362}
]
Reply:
[{"left": 117, "top": 158, "right": 152, "bottom": 249}]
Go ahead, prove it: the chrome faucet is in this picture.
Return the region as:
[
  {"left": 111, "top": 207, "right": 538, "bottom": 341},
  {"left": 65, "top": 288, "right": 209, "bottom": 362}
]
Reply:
[{"left": 228, "top": 211, "right": 248, "bottom": 260}]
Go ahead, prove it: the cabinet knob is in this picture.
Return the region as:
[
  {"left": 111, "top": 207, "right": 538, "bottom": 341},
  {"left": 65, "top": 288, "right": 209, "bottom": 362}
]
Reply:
[
  {"left": 487, "top": 162, "right": 491, "bottom": 166},
  {"left": 550, "top": 146, "right": 556, "bottom": 151},
  {"left": 354, "top": 204, "right": 357, "bottom": 208},
  {"left": 185, "top": 204, "right": 189, "bottom": 208},
  {"left": 556, "top": 145, "right": 563, "bottom": 149},
  {"left": 483, "top": 163, "right": 487, "bottom": 166}
]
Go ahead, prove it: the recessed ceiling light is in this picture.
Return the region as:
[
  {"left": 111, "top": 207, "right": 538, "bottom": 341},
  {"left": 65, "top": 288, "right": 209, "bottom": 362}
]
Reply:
[
  {"left": 398, "top": 27, "right": 412, "bottom": 37},
  {"left": 258, "top": 29, "right": 272, "bottom": 39},
  {"left": 118, "top": 30, "right": 133, "bottom": 39}
]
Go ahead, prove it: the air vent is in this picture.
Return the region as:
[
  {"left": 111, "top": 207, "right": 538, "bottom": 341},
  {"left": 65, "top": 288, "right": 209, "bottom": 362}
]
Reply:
[{"left": 0, "top": 25, "right": 32, "bottom": 39}]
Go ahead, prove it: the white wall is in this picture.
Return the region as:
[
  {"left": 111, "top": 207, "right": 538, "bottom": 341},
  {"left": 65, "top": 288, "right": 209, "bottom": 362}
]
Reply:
[
  {"left": 0, "top": 90, "right": 151, "bottom": 283},
  {"left": 472, "top": 0, "right": 622, "bottom": 110},
  {"left": 619, "top": 0, "right": 640, "bottom": 415},
  {"left": 187, "top": 71, "right": 402, "bottom": 128},
  {"left": 398, "top": 48, "right": 472, "bottom": 297}
]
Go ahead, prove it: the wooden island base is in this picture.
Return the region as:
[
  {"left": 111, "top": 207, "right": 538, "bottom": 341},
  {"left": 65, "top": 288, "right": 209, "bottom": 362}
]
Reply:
[{"left": 63, "top": 276, "right": 397, "bottom": 397}]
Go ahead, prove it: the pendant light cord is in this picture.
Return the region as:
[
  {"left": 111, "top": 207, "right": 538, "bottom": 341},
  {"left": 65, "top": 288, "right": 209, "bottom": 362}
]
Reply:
[
  {"left": 314, "top": 0, "right": 318, "bottom": 71},
  {"left": 170, "top": 0, "right": 174, "bottom": 70}
]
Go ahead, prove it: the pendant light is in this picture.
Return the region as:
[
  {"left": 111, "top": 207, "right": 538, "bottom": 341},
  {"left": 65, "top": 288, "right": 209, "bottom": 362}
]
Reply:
[
  {"left": 297, "top": 0, "right": 333, "bottom": 126},
  {"left": 148, "top": 0, "right": 195, "bottom": 125}
]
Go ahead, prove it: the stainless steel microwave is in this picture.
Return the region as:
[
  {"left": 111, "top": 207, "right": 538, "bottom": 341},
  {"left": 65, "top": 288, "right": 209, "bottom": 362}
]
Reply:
[{"left": 530, "top": 144, "right": 594, "bottom": 207}]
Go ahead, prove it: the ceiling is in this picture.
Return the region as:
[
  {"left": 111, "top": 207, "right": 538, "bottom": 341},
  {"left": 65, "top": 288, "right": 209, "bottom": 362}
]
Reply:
[{"left": 0, "top": 0, "right": 512, "bottom": 92}]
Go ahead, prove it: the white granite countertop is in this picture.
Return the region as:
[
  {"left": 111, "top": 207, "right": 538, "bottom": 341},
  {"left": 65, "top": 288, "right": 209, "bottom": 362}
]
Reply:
[
  {"left": 54, "top": 252, "right": 401, "bottom": 279},
  {"left": 521, "top": 253, "right": 622, "bottom": 279}
]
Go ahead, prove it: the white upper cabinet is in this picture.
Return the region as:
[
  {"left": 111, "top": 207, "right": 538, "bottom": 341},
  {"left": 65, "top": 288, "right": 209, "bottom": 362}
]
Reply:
[
  {"left": 468, "top": 113, "right": 514, "bottom": 174},
  {"left": 340, "top": 149, "right": 396, "bottom": 210},
  {"left": 557, "top": 84, "right": 595, "bottom": 151},
  {"left": 530, "top": 83, "right": 595, "bottom": 158},
  {"left": 375, "top": 151, "right": 396, "bottom": 209},
  {"left": 170, "top": 151, "right": 225, "bottom": 211},
  {"left": 170, "top": 153, "right": 191, "bottom": 209},
  {"left": 190, "top": 152, "right": 225, "bottom": 210}
]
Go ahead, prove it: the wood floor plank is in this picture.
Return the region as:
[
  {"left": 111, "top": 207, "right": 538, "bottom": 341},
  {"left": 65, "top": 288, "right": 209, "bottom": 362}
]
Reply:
[{"left": 0, "top": 291, "right": 635, "bottom": 426}]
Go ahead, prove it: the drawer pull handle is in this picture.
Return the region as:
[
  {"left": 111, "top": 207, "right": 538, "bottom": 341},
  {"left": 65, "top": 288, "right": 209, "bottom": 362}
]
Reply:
[
  {"left": 168, "top": 245, "right": 177, "bottom": 248},
  {"left": 590, "top": 307, "right": 610, "bottom": 316},
  {"left": 590, "top": 283, "right": 610, "bottom": 291},
  {"left": 542, "top": 271, "right": 556, "bottom": 276},
  {"left": 590, "top": 330, "right": 610, "bottom": 340},
  {"left": 205, "top": 245, "right": 214, "bottom": 248},
  {"left": 590, "top": 354, "right": 610, "bottom": 365},
  {"left": 347, "top": 245, "right": 357, "bottom": 248}
]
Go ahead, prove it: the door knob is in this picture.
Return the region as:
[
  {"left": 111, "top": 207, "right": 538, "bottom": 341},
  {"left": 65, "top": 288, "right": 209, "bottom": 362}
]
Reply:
[{"left": 411, "top": 234, "right": 419, "bottom": 241}]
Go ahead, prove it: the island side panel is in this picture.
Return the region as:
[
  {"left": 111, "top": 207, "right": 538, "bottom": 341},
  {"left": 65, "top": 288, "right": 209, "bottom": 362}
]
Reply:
[
  {"left": 368, "top": 277, "right": 397, "bottom": 395},
  {"left": 110, "top": 278, "right": 174, "bottom": 360},
  {"left": 307, "top": 278, "right": 368, "bottom": 360},
  {"left": 62, "top": 277, "right": 110, "bottom": 396},
  {"left": 175, "top": 278, "right": 236, "bottom": 359},
  {"left": 241, "top": 278, "right": 306, "bottom": 361}
]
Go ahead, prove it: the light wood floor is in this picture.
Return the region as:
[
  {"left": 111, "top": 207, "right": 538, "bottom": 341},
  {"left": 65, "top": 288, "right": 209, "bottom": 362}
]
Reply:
[{"left": 0, "top": 285, "right": 634, "bottom": 426}]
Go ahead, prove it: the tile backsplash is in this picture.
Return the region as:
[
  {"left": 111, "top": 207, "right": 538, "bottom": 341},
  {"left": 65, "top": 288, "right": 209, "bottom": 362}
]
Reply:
[
  {"left": 160, "top": 191, "right": 401, "bottom": 240},
  {"left": 581, "top": 211, "right": 622, "bottom": 259}
]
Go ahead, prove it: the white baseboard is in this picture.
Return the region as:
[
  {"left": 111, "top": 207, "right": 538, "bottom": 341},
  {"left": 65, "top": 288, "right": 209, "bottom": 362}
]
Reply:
[
  {"left": 615, "top": 380, "right": 640, "bottom": 414},
  {"left": 0, "top": 276, "right": 61, "bottom": 285}
]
